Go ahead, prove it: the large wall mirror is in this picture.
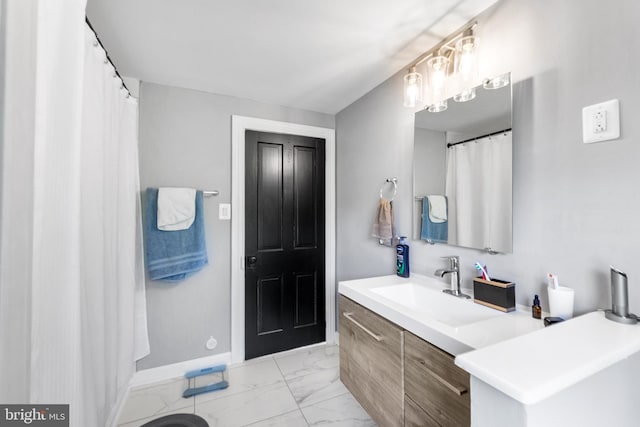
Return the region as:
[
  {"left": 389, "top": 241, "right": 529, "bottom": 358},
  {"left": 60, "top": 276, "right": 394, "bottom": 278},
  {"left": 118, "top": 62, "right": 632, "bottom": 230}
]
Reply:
[{"left": 412, "top": 73, "right": 513, "bottom": 253}]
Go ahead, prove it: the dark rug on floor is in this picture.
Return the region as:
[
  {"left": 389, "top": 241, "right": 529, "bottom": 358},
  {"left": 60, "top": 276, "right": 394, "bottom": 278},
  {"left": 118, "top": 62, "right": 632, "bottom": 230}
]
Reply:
[{"left": 140, "top": 414, "right": 209, "bottom": 427}]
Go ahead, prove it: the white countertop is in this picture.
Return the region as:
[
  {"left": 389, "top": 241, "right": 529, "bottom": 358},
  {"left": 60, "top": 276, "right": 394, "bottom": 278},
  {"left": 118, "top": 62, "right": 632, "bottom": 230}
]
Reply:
[
  {"left": 339, "top": 274, "right": 543, "bottom": 356},
  {"left": 455, "top": 310, "right": 640, "bottom": 404},
  {"left": 340, "top": 274, "right": 640, "bottom": 406}
]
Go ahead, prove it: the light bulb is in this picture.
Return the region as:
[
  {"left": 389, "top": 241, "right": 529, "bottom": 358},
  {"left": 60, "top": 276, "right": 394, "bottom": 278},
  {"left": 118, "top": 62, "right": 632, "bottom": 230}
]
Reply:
[
  {"left": 403, "top": 68, "right": 423, "bottom": 108},
  {"left": 453, "top": 35, "right": 479, "bottom": 103},
  {"left": 426, "top": 55, "right": 449, "bottom": 112}
]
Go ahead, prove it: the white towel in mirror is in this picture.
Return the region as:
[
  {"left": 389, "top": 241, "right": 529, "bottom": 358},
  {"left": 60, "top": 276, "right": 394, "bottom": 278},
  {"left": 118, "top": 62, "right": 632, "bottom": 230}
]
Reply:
[{"left": 427, "top": 195, "right": 447, "bottom": 223}]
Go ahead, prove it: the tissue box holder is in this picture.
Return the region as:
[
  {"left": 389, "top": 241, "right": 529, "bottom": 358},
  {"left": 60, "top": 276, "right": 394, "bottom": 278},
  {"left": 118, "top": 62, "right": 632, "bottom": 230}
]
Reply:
[{"left": 473, "top": 277, "right": 515, "bottom": 312}]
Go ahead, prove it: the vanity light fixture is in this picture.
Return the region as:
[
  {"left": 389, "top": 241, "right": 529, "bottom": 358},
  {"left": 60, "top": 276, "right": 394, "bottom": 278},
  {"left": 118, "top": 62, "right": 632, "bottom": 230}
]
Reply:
[
  {"left": 402, "top": 22, "right": 483, "bottom": 111},
  {"left": 403, "top": 66, "right": 423, "bottom": 108},
  {"left": 483, "top": 72, "right": 510, "bottom": 90},
  {"left": 453, "top": 32, "right": 479, "bottom": 102},
  {"left": 426, "top": 54, "right": 450, "bottom": 112}
]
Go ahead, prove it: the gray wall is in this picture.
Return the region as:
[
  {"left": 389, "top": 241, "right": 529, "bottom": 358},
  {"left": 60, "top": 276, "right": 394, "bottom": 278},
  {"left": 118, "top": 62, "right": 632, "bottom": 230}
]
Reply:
[
  {"left": 336, "top": 0, "right": 640, "bottom": 315},
  {"left": 138, "top": 82, "right": 334, "bottom": 369}
]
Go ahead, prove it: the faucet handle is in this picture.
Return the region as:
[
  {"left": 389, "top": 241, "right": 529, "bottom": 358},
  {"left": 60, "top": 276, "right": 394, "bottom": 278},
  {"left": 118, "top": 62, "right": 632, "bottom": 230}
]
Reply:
[{"left": 440, "top": 256, "right": 459, "bottom": 269}]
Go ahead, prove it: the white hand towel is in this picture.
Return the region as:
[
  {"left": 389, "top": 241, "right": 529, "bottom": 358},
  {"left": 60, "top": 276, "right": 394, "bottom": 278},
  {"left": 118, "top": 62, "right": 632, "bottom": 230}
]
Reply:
[
  {"left": 427, "top": 195, "right": 447, "bottom": 223},
  {"left": 157, "top": 187, "right": 197, "bottom": 231}
]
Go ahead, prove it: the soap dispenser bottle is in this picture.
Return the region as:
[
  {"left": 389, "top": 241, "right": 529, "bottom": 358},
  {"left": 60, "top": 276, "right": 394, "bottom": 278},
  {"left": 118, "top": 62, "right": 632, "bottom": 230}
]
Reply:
[{"left": 396, "top": 236, "right": 410, "bottom": 278}]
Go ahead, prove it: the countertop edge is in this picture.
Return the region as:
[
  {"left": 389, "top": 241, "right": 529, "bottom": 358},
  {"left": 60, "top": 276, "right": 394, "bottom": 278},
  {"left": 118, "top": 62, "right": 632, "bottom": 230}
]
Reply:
[{"left": 455, "top": 311, "right": 640, "bottom": 405}]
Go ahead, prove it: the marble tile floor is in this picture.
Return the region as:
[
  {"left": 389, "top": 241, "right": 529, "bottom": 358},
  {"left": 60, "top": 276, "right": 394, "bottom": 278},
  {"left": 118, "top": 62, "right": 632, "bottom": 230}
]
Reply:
[{"left": 118, "top": 344, "right": 377, "bottom": 427}]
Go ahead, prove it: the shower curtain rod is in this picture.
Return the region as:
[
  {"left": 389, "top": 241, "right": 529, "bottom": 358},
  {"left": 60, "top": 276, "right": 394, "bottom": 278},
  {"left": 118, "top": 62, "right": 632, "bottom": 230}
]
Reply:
[
  {"left": 85, "top": 17, "right": 132, "bottom": 98},
  {"left": 447, "top": 128, "right": 512, "bottom": 148}
]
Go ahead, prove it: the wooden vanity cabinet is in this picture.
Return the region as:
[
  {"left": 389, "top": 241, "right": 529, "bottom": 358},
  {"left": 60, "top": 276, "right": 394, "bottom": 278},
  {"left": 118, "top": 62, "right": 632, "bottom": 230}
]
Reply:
[
  {"left": 339, "top": 296, "right": 470, "bottom": 427},
  {"left": 339, "top": 295, "right": 404, "bottom": 426},
  {"left": 404, "top": 331, "right": 470, "bottom": 427},
  {"left": 404, "top": 395, "right": 440, "bottom": 427}
]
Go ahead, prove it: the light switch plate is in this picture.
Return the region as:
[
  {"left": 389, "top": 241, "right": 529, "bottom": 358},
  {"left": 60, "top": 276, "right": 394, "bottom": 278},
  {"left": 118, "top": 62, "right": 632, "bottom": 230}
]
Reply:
[
  {"left": 582, "top": 99, "right": 620, "bottom": 144},
  {"left": 219, "top": 203, "right": 231, "bottom": 220}
]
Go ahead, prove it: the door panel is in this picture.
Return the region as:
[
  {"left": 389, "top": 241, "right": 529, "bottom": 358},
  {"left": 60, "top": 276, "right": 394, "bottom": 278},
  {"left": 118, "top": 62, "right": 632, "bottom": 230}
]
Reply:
[
  {"left": 245, "top": 131, "right": 326, "bottom": 359},
  {"left": 257, "top": 275, "right": 284, "bottom": 335},
  {"left": 293, "top": 146, "right": 317, "bottom": 249},
  {"left": 257, "top": 143, "right": 283, "bottom": 251},
  {"left": 294, "top": 272, "right": 318, "bottom": 328}
]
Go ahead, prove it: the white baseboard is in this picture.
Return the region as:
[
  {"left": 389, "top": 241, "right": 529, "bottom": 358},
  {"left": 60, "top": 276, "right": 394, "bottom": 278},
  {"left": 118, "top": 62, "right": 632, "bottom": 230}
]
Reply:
[
  {"left": 130, "top": 352, "right": 232, "bottom": 389},
  {"left": 127, "top": 333, "right": 339, "bottom": 391}
]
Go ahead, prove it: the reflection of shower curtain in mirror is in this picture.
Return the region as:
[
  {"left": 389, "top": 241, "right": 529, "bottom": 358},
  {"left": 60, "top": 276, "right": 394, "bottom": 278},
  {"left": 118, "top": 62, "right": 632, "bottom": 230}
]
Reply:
[{"left": 445, "top": 132, "right": 512, "bottom": 252}]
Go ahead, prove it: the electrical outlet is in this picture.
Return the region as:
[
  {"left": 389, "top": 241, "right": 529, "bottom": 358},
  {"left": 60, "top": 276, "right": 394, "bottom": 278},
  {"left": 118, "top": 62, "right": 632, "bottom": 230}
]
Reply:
[
  {"left": 593, "top": 110, "right": 607, "bottom": 133},
  {"left": 582, "top": 99, "right": 620, "bottom": 143}
]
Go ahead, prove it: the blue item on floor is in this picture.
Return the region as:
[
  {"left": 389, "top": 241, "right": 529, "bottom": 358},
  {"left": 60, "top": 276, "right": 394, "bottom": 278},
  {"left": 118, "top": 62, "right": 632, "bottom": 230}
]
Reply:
[
  {"left": 182, "top": 381, "right": 229, "bottom": 398},
  {"left": 145, "top": 188, "right": 208, "bottom": 282},
  {"left": 183, "top": 364, "right": 229, "bottom": 398},
  {"left": 185, "top": 364, "right": 227, "bottom": 379}
]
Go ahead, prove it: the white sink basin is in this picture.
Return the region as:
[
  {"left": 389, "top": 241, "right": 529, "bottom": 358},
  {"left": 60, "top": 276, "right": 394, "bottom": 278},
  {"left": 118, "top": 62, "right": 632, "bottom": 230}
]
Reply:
[
  {"left": 371, "top": 282, "right": 502, "bottom": 327},
  {"left": 339, "top": 274, "right": 542, "bottom": 355}
]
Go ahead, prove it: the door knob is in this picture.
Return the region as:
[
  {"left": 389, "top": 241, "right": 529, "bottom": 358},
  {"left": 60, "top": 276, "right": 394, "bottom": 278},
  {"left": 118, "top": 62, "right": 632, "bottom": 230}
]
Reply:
[{"left": 246, "top": 256, "right": 257, "bottom": 269}]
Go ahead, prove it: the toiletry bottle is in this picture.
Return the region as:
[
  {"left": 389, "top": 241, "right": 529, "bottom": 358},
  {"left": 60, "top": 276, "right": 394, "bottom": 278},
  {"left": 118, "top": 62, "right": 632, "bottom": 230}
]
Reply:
[
  {"left": 396, "top": 237, "right": 410, "bottom": 278},
  {"left": 532, "top": 294, "right": 542, "bottom": 319}
]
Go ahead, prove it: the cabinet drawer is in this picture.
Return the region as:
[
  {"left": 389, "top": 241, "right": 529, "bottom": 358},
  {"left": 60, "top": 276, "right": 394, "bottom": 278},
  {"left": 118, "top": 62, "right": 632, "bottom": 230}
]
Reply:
[
  {"left": 339, "top": 295, "right": 404, "bottom": 396},
  {"left": 341, "top": 350, "right": 403, "bottom": 426},
  {"left": 405, "top": 395, "right": 440, "bottom": 427},
  {"left": 404, "top": 332, "right": 470, "bottom": 427},
  {"left": 339, "top": 295, "right": 404, "bottom": 426}
]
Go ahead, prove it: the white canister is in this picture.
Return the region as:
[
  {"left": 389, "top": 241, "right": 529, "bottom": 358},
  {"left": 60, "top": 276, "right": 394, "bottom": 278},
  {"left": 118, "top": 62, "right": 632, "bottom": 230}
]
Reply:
[{"left": 547, "top": 286, "right": 575, "bottom": 319}]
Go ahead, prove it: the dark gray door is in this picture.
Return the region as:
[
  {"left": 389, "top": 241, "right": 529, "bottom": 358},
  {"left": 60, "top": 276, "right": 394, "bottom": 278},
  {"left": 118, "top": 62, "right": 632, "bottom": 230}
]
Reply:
[{"left": 244, "top": 130, "right": 326, "bottom": 360}]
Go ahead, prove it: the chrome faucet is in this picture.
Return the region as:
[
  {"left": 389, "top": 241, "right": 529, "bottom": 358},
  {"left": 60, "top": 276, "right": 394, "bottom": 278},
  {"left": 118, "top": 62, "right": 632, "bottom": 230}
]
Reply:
[{"left": 435, "top": 256, "right": 470, "bottom": 299}]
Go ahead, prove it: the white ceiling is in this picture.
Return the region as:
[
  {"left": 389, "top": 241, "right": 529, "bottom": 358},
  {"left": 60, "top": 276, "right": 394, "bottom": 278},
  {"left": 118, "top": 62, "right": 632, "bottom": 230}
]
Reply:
[{"left": 86, "top": 0, "right": 498, "bottom": 114}]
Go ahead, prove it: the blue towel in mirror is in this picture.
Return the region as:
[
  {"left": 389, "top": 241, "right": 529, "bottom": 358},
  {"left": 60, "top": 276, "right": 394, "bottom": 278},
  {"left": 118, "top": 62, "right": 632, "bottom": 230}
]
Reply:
[
  {"left": 421, "top": 196, "right": 448, "bottom": 243},
  {"left": 144, "top": 188, "right": 208, "bottom": 282}
]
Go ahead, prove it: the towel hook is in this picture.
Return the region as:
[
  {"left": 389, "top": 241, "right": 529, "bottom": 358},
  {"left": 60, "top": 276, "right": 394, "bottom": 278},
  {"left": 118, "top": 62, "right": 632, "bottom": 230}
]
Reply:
[{"left": 380, "top": 178, "right": 397, "bottom": 201}]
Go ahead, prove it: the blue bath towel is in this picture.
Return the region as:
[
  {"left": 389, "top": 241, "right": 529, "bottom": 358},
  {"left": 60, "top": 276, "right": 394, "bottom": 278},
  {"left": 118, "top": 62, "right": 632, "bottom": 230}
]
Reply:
[
  {"left": 421, "top": 196, "right": 448, "bottom": 243},
  {"left": 145, "top": 188, "right": 208, "bottom": 282}
]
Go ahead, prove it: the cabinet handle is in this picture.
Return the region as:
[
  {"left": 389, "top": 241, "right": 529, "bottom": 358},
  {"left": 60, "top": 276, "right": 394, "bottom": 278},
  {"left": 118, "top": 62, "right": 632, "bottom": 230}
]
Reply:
[
  {"left": 342, "top": 312, "right": 385, "bottom": 342},
  {"left": 419, "top": 360, "right": 468, "bottom": 396}
]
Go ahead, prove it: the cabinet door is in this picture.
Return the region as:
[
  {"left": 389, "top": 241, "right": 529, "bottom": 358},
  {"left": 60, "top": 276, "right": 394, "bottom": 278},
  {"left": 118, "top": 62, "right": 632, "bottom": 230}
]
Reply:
[
  {"left": 405, "top": 395, "right": 441, "bottom": 427},
  {"left": 404, "top": 331, "right": 470, "bottom": 427},
  {"left": 339, "top": 295, "right": 404, "bottom": 426}
]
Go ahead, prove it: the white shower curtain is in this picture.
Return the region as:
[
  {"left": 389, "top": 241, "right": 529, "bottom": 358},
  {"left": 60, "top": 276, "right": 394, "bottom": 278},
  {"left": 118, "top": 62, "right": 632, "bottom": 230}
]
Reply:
[
  {"left": 445, "top": 131, "right": 512, "bottom": 252},
  {"left": 0, "top": 1, "right": 149, "bottom": 426}
]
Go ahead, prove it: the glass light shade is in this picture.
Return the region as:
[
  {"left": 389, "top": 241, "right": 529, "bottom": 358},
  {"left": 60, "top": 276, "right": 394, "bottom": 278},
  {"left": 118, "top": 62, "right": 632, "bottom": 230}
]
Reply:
[
  {"left": 453, "top": 35, "right": 478, "bottom": 102},
  {"left": 427, "top": 99, "right": 448, "bottom": 113},
  {"left": 426, "top": 55, "right": 450, "bottom": 112},
  {"left": 453, "top": 87, "right": 476, "bottom": 103},
  {"left": 483, "top": 72, "right": 510, "bottom": 89},
  {"left": 403, "top": 69, "right": 423, "bottom": 108}
]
